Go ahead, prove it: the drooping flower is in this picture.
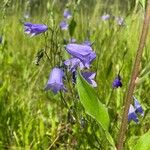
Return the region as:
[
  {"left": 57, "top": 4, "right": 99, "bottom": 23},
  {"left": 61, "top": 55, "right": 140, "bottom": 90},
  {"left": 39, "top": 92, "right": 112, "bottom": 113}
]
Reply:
[
  {"left": 65, "top": 44, "right": 96, "bottom": 68},
  {"left": 24, "top": 22, "right": 48, "bottom": 37},
  {"left": 45, "top": 68, "right": 66, "bottom": 94},
  {"left": 101, "top": 14, "right": 110, "bottom": 21},
  {"left": 112, "top": 75, "right": 122, "bottom": 88},
  {"left": 60, "top": 21, "right": 68, "bottom": 30},
  {"left": 81, "top": 72, "right": 97, "bottom": 87},
  {"left": 116, "top": 17, "right": 124, "bottom": 26},
  {"left": 133, "top": 96, "right": 144, "bottom": 116},
  {"left": 128, "top": 105, "right": 139, "bottom": 123},
  {"left": 64, "top": 58, "right": 84, "bottom": 72},
  {"left": 63, "top": 9, "right": 72, "bottom": 19}
]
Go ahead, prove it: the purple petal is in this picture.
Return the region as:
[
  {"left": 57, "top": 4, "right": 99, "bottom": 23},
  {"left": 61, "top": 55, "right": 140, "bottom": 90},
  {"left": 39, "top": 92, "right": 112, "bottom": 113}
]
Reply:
[
  {"left": 128, "top": 105, "right": 139, "bottom": 123},
  {"left": 63, "top": 9, "right": 72, "bottom": 19},
  {"left": 60, "top": 21, "right": 68, "bottom": 30},
  {"left": 45, "top": 68, "right": 66, "bottom": 94},
  {"left": 24, "top": 22, "right": 48, "bottom": 36},
  {"left": 64, "top": 58, "right": 84, "bottom": 72},
  {"left": 66, "top": 44, "right": 96, "bottom": 66},
  {"left": 101, "top": 14, "right": 110, "bottom": 21},
  {"left": 81, "top": 72, "right": 97, "bottom": 87},
  {"left": 133, "top": 96, "right": 144, "bottom": 116},
  {"left": 112, "top": 75, "right": 122, "bottom": 88}
]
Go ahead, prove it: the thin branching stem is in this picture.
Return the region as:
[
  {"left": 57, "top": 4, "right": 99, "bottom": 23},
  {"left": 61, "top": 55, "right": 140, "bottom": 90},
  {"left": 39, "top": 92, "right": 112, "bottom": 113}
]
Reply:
[{"left": 117, "top": 1, "right": 150, "bottom": 150}]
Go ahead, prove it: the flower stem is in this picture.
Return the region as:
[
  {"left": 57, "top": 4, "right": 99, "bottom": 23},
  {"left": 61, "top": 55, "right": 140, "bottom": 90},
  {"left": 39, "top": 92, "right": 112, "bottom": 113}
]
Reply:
[{"left": 117, "top": 1, "right": 150, "bottom": 150}]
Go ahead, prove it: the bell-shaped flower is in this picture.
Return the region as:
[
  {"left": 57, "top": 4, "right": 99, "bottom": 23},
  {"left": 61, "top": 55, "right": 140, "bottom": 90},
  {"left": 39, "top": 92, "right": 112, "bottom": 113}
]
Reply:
[
  {"left": 60, "top": 21, "right": 68, "bottom": 30},
  {"left": 128, "top": 105, "right": 139, "bottom": 123},
  {"left": 81, "top": 72, "right": 97, "bottom": 87},
  {"left": 45, "top": 68, "right": 66, "bottom": 94},
  {"left": 66, "top": 44, "right": 96, "bottom": 68},
  {"left": 63, "top": 9, "right": 72, "bottom": 19},
  {"left": 112, "top": 75, "right": 122, "bottom": 88},
  {"left": 133, "top": 96, "right": 144, "bottom": 116},
  {"left": 64, "top": 58, "right": 84, "bottom": 72},
  {"left": 24, "top": 22, "right": 48, "bottom": 37}
]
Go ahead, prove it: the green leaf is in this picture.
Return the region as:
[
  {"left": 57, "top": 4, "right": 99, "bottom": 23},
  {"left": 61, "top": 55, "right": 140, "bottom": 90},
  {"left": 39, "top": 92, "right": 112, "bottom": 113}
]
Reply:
[
  {"left": 76, "top": 71, "right": 110, "bottom": 131},
  {"left": 133, "top": 130, "right": 150, "bottom": 150},
  {"left": 77, "top": 72, "right": 116, "bottom": 148},
  {"left": 69, "top": 19, "right": 76, "bottom": 37}
]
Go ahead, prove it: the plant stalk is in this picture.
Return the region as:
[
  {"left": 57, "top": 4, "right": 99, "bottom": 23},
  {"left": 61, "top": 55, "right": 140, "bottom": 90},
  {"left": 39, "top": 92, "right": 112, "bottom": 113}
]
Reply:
[{"left": 117, "top": 1, "right": 150, "bottom": 150}]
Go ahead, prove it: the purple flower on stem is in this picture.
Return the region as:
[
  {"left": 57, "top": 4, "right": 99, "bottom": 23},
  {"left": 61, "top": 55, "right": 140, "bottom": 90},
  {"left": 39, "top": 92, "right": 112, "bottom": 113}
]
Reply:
[
  {"left": 45, "top": 68, "right": 66, "bottom": 94},
  {"left": 81, "top": 72, "right": 97, "bottom": 87},
  {"left": 60, "top": 21, "right": 68, "bottom": 30},
  {"left": 66, "top": 44, "right": 96, "bottom": 68},
  {"left": 63, "top": 9, "right": 72, "bottom": 19},
  {"left": 64, "top": 58, "right": 84, "bottom": 72},
  {"left": 133, "top": 96, "right": 144, "bottom": 116},
  {"left": 24, "top": 22, "right": 48, "bottom": 37},
  {"left": 101, "top": 14, "right": 110, "bottom": 21},
  {"left": 128, "top": 105, "right": 139, "bottom": 123},
  {"left": 112, "top": 75, "right": 122, "bottom": 88}
]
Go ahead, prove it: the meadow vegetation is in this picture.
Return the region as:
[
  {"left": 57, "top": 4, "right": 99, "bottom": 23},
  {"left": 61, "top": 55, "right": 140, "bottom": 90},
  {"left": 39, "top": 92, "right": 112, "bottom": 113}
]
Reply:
[{"left": 0, "top": 0, "right": 150, "bottom": 149}]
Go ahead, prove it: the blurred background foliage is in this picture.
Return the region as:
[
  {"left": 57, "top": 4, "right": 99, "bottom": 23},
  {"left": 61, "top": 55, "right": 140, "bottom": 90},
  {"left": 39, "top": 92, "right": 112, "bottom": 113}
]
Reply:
[{"left": 0, "top": 0, "right": 149, "bottom": 149}]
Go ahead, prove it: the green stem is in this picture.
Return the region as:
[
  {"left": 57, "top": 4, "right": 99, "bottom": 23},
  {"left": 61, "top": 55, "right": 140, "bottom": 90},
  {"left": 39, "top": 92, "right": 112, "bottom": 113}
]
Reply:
[{"left": 117, "top": 1, "right": 150, "bottom": 150}]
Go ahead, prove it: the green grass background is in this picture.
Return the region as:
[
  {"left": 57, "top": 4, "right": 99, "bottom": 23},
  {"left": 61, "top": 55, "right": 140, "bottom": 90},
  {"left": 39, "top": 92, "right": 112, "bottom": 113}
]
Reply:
[{"left": 0, "top": 0, "right": 150, "bottom": 149}]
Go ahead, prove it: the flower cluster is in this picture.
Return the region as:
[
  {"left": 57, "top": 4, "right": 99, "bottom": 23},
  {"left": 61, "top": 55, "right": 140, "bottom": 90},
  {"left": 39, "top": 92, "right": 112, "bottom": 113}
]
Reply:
[
  {"left": 60, "top": 9, "right": 72, "bottom": 30},
  {"left": 45, "top": 43, "right": 97, "bottom": 94},
  {"left": 128, "top": 96, "right": 144, "bottom": 123}
]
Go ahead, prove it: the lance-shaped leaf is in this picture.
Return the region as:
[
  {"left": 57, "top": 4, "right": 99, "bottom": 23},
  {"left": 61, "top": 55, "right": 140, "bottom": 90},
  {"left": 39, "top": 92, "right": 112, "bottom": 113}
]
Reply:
[
  {"left": 77, "top": 72, "right": 115, "bottom": 148},
  {"left": 76, "top": 71, "right": 110, "bottom": 130}
]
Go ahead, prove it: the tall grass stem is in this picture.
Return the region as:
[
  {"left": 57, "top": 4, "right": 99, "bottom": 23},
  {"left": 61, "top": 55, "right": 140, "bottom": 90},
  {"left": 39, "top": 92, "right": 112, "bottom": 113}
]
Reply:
[{"left": 117, "top": 0, "right": 150, "bottom": 149}]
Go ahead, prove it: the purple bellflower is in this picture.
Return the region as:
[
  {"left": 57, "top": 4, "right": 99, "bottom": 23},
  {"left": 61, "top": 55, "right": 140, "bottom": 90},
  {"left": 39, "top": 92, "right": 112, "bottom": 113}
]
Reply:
[
  {"left": 60, "top": 21, "right": 68, "bottom": 30},
  {"left": 101, "top": 14, "right": 110, "bottom": 21},
  {"left": 24, "top": 22, "right": 48, "bottom": 37},
  {"left": 133, "top": 96, "right": 144, "bottom": 116},
  {"left": 112, "top": 75, "right": 122, "bottom": 88},
  {"left": 63, "top": 9, "right": 72, "bottom": 19},
  {"left": 82, "top": 72, "right": 97, "bottom": 87},
  {"left": 66, "top": 44, "right": 96, "bottom": 68},
  {"left": 128, "top": 104, "right": 139, "bottom": 123},
  {"left": 64, "top": 58, "right": 84, "bottom": 72},
  {"left": 45, "top": 68, "right": 66, "bottom": 94}
]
